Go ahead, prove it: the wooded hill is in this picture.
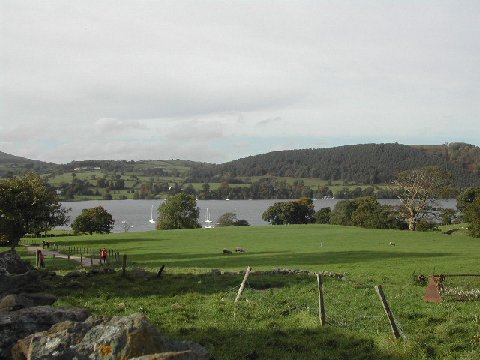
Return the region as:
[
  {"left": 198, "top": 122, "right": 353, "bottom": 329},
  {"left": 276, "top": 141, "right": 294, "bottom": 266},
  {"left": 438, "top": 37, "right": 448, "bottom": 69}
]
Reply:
[
  {"left": 1, "top": 143, "right": 479, "bottom": 189},
  {"left": 189, "top": 143, "right": 480, "bottom": 187}
]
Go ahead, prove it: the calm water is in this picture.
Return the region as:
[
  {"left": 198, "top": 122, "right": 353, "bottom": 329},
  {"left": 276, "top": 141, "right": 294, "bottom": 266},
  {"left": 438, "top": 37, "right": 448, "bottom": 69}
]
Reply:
[{"left": 60, "top": 199, "right": 457, "bottom": 233}]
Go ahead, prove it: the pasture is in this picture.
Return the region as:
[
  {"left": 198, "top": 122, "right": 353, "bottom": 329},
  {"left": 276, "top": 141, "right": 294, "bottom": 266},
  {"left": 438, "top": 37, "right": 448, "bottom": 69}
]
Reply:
[{"left": 22, "top": 225, "right": 480, "bottom": 359}]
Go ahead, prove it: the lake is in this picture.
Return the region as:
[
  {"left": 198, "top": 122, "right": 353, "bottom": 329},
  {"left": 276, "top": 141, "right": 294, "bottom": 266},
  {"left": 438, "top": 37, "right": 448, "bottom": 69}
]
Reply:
[{"left": 59, "top": 199, "right": 457, "bottom": 233}]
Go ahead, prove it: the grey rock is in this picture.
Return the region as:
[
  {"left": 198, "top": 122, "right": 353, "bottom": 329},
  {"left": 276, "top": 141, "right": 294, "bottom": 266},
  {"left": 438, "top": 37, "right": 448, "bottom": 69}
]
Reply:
[
  {"left": 64, "top": 270, "right": 83, "bottom": 278},
  {"left": 0, "top": 250, "right": 33, "bottom": 275},
  {"left": 12, "top": 313, "right": 208, "bottom": 360},
  {"left": 0, "top": 271, "right": 42, "bottom": 298},
  {"left": 20, "top": 292, "right": 57, "bottom": 306},
  {"left": 0, "top": 305, "right": 90, "bottom": 360},
  {"left": 0, "top": 294, "right": 34, "bottom": 312}
]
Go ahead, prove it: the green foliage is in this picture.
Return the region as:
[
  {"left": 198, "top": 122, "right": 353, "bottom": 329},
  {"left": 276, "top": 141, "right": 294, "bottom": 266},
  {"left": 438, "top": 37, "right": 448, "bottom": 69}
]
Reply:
[
  {"left": 463, "top": 198, "right": 480, "bottom": 237},
  {"left": 330, "top": 197, "right": 405, "bottom": 229},
  {"left": 71, "top": 206, "right": 115, "bottom": 234},
  {"left": 262, "top": 197, "right": 315, "bottom": 225},
  {"left": 330, "top": 200, "right": 356, "bottom": 226},
  {"left": 314, "top": 207, "right": 331, "bottom": 224},
  {"left": 217, "top": 212, "right": 238, "bottom": 226},
  {"left": 440, "top": 208, "right": 457, "bottom": 225},
  {"left": 217, "top": 212, "right": 250, "bottom": 227},
  {"left": 156, "top": 193, "right": 201, "bottom": 230},
  {"left": 0, "top": 174, "right": 69, "bottom": 248},
  {"left": 193, "top": 143, "right": 480, "bottom": 187},
  {"left": 456, "top": 187, "right": 480, "bottom": 213}
]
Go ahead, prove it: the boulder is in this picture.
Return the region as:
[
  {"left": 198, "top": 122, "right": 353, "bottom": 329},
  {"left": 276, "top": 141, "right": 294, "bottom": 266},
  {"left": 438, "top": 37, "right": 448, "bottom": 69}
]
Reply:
[
  {"left": 0, "top": 271, "right": 42, "bottom": 298},
  {"left": 0, "top": 250, "right": 33, "bottom": 275},
  {"left": 20, "top": 293, "right": 57, "bottom": 306},
  {"left": 0, "top": 294, "right": 34, "bottom": 312},
  {"left": 12, "top": 313, "right": 208, "bottom": 360},
  {"left": 0, "top": 305, "right": 90, "bottom": 360}
]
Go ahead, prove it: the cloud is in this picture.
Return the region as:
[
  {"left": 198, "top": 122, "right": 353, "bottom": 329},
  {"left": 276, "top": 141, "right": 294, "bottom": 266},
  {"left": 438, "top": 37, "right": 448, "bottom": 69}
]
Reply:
[{"left": 1, "top": 1, "right": 479, "bottom": 163}]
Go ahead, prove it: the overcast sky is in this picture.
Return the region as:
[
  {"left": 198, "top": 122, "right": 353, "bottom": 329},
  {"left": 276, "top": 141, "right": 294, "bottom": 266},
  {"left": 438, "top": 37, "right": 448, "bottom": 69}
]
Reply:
[{"left": 1, "top": 1, "right": 479, "bottom": 164}]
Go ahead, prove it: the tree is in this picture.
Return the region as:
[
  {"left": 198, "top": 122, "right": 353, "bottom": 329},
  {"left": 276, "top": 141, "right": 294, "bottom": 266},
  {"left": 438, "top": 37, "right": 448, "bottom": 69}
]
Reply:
[
  {"left": 330, "top": 197, "right": 405, "bottom": 230},
  {"left": 217, "top": 212, "right": 238, "bottom": 226},
  {"left": 217, "top": 212, "right": 250, "bottom": 227},
  {"left": 156, "top": 193, "right": 201, "bottom": 230},
  {"left": 456, "top": 187, "right": 480, "bottom": 214},
  {"left": 71, "top": 206, "right": 115, "bottom": 234},
  {"left": 262, "top": 197, "right": 315, "bottom": 225},
  {"left": 0, "top": 174, "right": 69, "bottom": 248},
  {"left": 330, "top": 200, "right": 356, "bottom": 226},
  {"left": 393, "top": 166, "right": 453, "bottom": 231},
  {"left": 314, "top": 207, "right": 331, "bottom": 224},
  {"left": 464, "top": 198, "right": 480, "bottom": 237}
]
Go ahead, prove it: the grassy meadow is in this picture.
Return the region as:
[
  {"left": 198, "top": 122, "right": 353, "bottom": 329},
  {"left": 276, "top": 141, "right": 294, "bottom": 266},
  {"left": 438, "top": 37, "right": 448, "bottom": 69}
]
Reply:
[{"left": 21, "top": 225, "right": 480, "bottom": 359}]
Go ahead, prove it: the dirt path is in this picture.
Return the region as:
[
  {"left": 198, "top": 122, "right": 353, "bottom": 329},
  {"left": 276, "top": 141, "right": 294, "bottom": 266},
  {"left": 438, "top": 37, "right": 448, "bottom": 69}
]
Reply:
[{"left": 25, "top": 246, "right": 101, "bottom": 267}]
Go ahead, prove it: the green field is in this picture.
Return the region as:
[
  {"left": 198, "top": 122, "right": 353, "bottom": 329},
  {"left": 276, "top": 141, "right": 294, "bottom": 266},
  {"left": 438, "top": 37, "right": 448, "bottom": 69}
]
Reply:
[{"left": 21, "top": 225, "right": 480, "bottom": 359}]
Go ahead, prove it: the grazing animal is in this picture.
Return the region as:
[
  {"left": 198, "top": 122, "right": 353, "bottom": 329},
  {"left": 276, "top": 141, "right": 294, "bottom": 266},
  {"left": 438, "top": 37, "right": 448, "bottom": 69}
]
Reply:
[
  {"left": 389, "top": 242, "right": 395, "bottom": 246},
  {"left": 235, "top": 247, "right": 246, "bottom": 253},
  {"left": 223, "top": 249, "right": 232, "bottom": 255}
]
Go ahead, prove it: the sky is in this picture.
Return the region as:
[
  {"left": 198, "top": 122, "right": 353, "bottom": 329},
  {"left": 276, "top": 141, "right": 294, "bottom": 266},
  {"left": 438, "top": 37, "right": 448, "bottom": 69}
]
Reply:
[{"left": 1, "top": 1, "right": 479, "bottom": 164}]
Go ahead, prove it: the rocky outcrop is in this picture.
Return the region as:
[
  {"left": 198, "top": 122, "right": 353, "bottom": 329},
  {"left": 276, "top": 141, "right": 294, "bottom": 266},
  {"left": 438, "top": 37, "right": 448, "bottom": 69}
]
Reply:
[
  {"left": 12, "top": 313, "right": 208, "bottom": 360},
  {"left": 0, "top": 305, "right": 90, "bottom": 360}
]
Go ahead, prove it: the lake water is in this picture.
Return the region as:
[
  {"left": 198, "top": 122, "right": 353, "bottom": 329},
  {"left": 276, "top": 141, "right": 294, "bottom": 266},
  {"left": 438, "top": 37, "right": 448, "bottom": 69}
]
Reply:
[{"left": 60, "top": 199, "right": 457, "bottom": 233}]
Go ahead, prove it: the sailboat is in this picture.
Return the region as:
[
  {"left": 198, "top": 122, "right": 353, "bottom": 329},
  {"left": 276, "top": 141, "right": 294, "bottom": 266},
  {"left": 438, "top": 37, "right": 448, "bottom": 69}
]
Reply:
[
  {"left": 149, "top": 205, "right": 156, "bottom": 224},
  {"left": 204, "top": 208, "right": 213, "bottom": 228}
]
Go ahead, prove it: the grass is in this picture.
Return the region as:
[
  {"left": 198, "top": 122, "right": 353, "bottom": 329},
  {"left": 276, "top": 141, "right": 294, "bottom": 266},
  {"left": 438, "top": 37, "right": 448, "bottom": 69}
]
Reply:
[{"left": 18, "top": 225, "right": 480, "bottom": 359}]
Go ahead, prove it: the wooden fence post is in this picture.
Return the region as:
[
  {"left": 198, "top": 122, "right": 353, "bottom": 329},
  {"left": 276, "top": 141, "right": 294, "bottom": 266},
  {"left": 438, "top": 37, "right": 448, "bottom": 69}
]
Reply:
[
  {"left": 235, "top": 266, "right": 252, "bottom": 303},
  {"left": 375, "top": 285, "right": 404, "bottom": 339},
  {"left": 316, "top": 273, "right": 326, "bottom": 326}
]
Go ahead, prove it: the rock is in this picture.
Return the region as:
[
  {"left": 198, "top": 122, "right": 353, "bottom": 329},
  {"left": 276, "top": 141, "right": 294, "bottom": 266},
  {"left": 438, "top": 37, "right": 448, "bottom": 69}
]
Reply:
[
  {"left": 0, "top": 305, "right": 90, "bottom": 360},
  {"left": 0, "top": 271, "right": 42, "bottom": 298},
  {"left": 12, "top": 313, "right": 208, "bottom": 360},
  {"left": 65, "top": 280, "right": 85, "bottom": 289},
  {"left": 0, "top": 294, "right": 34, "bottom": 312},
  {"left": 89, "top": 268, "right": 101, "bottom": 275},
  {"left": 65, "top": 270, "right": 83, "bottom": 278},
  {"left": 20, "top": 293, "right": 57, "bottom": 306},
  {"left": 0, "top": 250, "right": 33, "bottom": 275}
]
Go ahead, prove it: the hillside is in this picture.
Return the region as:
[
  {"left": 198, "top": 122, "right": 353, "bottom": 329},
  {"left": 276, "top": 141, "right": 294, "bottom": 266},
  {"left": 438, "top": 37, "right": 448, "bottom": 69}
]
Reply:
[
  {"left": 190, "top": 143, "right": 480, "bottom": 187},
  {"left": 0, "top": 150, "right": 32, "bottom": 163},
  {"left": 1, "top": 143, "right": 479, "bottom": 200}
]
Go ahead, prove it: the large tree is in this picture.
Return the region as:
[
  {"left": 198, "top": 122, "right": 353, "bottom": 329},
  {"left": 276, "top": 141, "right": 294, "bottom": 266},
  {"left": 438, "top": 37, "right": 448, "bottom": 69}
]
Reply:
[
  {"left": 463, "top": 198, "right": 480, "bottom": 237},
  {"left": 156, "top": 193, "right": 201, "bottom": 230},
  {"left": 0, "top": 174, "right": 69, "bottom": 248},
  {"left": 71, "top": 206, "right": 115, "bottom": 234},
  {"left": 330, "top": 196, "right": 404, "bottom": 229},
  {"left": 457, "top": 187, "right": 480, "bottom": 237},
  {"left": 393, "top": 166, "right": 453, "bottom": 231},
  {"left": 262, "top": 197, "right": 315, "bottom": 225}
]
